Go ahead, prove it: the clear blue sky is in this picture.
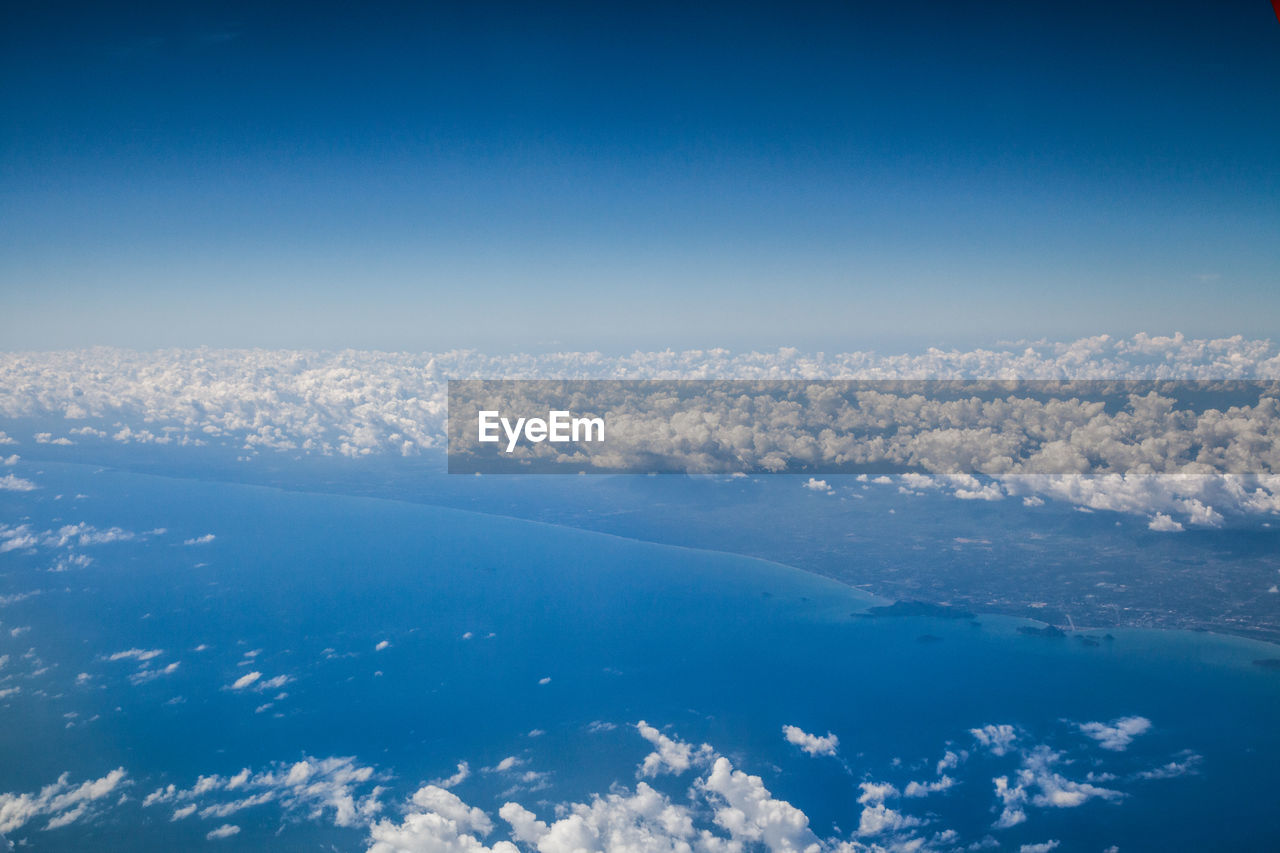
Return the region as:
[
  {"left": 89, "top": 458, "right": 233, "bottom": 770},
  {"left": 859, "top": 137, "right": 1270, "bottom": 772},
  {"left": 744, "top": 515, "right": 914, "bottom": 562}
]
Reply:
[{"left": 2, "top": 1, "right": 1278, "bottom": 352}]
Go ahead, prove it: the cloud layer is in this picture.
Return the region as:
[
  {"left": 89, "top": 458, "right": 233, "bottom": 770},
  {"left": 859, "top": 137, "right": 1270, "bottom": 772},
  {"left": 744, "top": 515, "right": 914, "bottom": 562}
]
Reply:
[{"left": 2, "top": 335, "right": 1278, "bottom": 527}]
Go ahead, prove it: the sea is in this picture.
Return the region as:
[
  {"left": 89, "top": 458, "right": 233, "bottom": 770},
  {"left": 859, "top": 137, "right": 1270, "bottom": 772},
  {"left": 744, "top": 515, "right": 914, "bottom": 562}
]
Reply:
[{"left": 0, "top": 458, "right": 1277, "bottom": 851}]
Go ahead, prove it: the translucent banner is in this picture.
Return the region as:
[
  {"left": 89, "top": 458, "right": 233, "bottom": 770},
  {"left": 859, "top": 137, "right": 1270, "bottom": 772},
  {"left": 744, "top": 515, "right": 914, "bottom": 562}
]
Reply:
[{"left": 447, "top": 380, "right": 1280, "bottom": 475}]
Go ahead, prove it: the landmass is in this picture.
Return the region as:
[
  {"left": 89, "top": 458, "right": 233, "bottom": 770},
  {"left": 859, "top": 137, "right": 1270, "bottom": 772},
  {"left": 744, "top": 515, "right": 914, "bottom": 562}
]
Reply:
[{"left": 866, "top": 601, "right": 976, "bottom": 620}]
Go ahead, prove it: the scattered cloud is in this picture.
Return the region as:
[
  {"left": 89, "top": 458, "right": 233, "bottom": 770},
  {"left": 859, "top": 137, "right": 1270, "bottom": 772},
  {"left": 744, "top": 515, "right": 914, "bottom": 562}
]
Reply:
[
  {"left": 1, "top": 522, "right": 141, "bottom": 556},
  {"left": 1077, "top": 716, "right": 1152, "bottom": 752},
  {"left": 487, "top": 757, "right": 523, "bottom": 774},
  {"left": 0, "top": 768, "right": 127, "bottom": 835},
  {"left": 129, "top": 661, "right": 181, "bottom": 685},
  {"left": 1019, "top": 842, "right": 1060, "bottom": 853},
  {"left": 229, "top": 671, "right": 261, "bottom": 690},
  {"left": 0, "top": 473, "right": 37, "bottom": 492},
  {"left": 1134, "top": 751, "right": 1202, "bottom": 781},
  {"left": 0, "top": 714, "right": 1207, "bottom": 849},
  {"left": 432, "top": 762, "right": 470, "bottom": 789},
  {"left": 637, "top": 720, "right": 713, "bottom": 777},
  {"left": 143, "top": 755, "right": 382, "bottom": 829},
  {"left": 993, "top": 744, "right": 1124, "bottom": 829},
  {"left": 106, "top": 648, "right": 164, "bottom": 662},
  {"left": 782, "top": 724, "right": 840, "bottom": 757},
  {"left": 971, "top": 724, "right": 1018, "bottom": 757}
]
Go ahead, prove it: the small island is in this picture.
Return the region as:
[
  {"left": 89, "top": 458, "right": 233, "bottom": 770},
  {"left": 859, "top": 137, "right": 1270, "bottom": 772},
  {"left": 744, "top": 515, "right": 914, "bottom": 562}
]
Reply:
[
  {"left": 865, "top": 601, "right": 977, "bottom": 620},
  {"left": 1018, "top": 624, "right": 1067, "bottom": 638}
]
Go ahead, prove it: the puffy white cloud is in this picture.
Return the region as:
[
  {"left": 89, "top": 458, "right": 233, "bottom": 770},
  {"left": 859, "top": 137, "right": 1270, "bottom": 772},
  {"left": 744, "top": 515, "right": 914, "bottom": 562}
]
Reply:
[
  {"left": 0, "top": 473, "right": 37, "bottom": 492},
  {"left": 1002, "top": 471, "right": 1276, "bottom": 523},
  {"left": 1018, "top": 842, "right": 1059, "bottom": 853},
  {"left": 976, "top": 727, "right": 1135, "bottom": 831},
  {"left": 230, "top": 671, "right": 261, "bottom": 690},
  {"left": 107, "top": 648, "right": 164, "bottom": 662},
  {"left": 803, "top": 478, "right": 833, "bottom": 493},
  {"left": 433, "top": 763, "right": 471, "bottom": 789},
  {"left": 368, "top": 723, "right": 972, "bottom": 853},
  {"left": 637, "top": 720, "right": 713, "bottom": 777},
  {"left": 1135, "top": 752, "right": 1202, "bottom": 780},
  {"left": 848, "top": 781, "right": 923, "bottom": 838},
  {"left": 935, "top": 750, "right": 965, "bottom": 774},
  {"left": 903, "top": 776, "right": 954, "bottom": 798},
  {"left": 143, "top": 755, "right": 382, "bottom": 829},
  {"left": 856, "top": 783, "right": 899, "bottom": 807},
  {"left": 0, "top": 590, "right": 39, "bottom": 607},
  {"left": 486, "top": 757, "right": 523, "bottom": 774},
  {"left": 206, "top": 824, "right": 240, "bottom": 840},
  {"left": 369, "top": 809, "right": 520, "bottom": 852},
  {"left": 50, "top": 553, "right": 94, "bottom": 571},
  {"left": 409, "top": 786, "right": 494, "bottom": 836},
  {"left": 0, "top": 767, "right": 127, "bottom": 834},
  {"left": 218, "top": 663, "right": 288, "bottom": 694},
  {"left": 701, "top": 756, "right": 823, "bottom": 852},
  {"left": 183, "top": 533, "right": 216, "bottom": 545},
  {"left": 1077, "top": 716, "right": 1152, "bottom": 752},
  {"left": 129, "top": 661, "right": 181, "bottom": 685},
  {"left": 992, "top": 775, "right": 1028, "bottom": 828},
  {"left": 368, "top": 786, "right": 524, "bottom": 853},
  {"left": 1, "top": 522, "right": 141, "bottom": 557},
  {"left": 501, "top": 782, "right": 700, "bottom": 853},
  {"left": 970, "top": 725, "right": 1018, "bottom": 757},
  {"left": 855, "top": 802, "right": 921, "bottom": 837},
  {"left": 782, "top": 725, "right": 840, "bottom": 757},
  {"left": 55, "top": 524, "right": 135, "bottom": 546},
  {"left": 991, "top": 744, "right": 1123, "bottom": 829}
]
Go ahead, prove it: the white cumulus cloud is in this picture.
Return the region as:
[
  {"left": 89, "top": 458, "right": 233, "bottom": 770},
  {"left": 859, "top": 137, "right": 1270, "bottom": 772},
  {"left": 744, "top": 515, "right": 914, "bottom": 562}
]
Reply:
[
  {"left": 1077, "top": 716, "right": 1152, "bottom": 752},
  {"left": 782, "top": 725, "right": 840, "bottom": 757}
]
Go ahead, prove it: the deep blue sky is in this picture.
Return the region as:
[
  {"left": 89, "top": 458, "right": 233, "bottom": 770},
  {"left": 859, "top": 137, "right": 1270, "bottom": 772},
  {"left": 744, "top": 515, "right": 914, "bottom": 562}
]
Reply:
[{"left": 2, "top": 1, "right": 1278, "bottom": 352}]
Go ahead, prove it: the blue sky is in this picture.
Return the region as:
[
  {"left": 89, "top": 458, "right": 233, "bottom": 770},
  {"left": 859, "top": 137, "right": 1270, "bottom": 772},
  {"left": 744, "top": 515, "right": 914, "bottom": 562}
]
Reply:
[{"left": 2, "top": 1, "right": 1278, "bottom": 351}]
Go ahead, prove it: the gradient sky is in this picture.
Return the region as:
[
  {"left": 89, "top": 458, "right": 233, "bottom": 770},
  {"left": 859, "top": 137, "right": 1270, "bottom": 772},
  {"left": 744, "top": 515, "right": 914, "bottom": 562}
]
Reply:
[{"left": 2, "top": 1, "right": 1278, "bottom": 352}]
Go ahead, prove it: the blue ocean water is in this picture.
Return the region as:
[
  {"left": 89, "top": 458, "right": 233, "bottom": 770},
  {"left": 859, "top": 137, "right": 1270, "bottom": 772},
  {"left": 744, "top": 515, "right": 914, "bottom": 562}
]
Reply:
[{"left": 1, "top": 460, "right": 1278, "bottom": 850}]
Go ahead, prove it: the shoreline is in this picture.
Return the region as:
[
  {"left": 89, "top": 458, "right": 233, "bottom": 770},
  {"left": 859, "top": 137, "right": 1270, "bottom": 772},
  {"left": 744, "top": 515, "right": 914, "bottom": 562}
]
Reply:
[{"left": 8, "top": 452, "right": 1280, "bottom": 654}]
